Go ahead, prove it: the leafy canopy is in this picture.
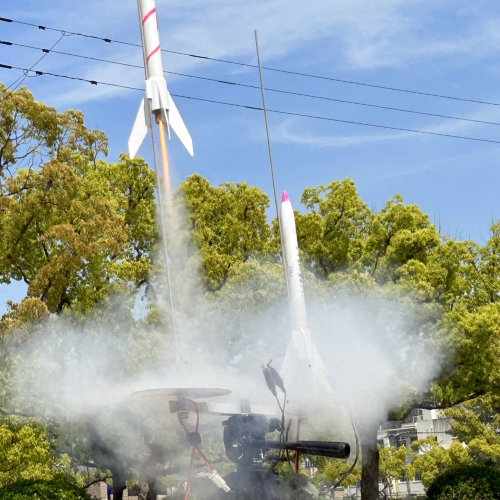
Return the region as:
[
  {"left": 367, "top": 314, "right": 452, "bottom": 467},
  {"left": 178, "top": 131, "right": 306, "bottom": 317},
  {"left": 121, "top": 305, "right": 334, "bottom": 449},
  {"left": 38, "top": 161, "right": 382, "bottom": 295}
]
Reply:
[
  {"left": 0, "top": 84, "right": 157, "bottom": 315},
  {"left": 0, "top": 423, "right": 53, "bottom": 486}
]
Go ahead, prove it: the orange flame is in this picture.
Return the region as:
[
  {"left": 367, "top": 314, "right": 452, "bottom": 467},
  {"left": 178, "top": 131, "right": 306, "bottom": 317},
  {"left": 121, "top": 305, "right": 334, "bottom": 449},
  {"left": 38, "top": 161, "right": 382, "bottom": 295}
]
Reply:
[{"left": 158, "top": 118, "right": 172, "bottom": 205}]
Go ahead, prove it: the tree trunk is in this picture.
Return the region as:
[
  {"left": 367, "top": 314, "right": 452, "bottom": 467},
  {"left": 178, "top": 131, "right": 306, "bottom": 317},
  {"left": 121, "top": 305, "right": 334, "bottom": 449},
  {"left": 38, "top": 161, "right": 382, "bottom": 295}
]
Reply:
[
  {"left": 138, "top": 474, "right": 148, "bottom": 500},
  {"left": 111, "top": 468, "right": 127, "bottom": 500},
  {"left": 361, "top": 425, "right": 379, "bottom": 500},
  {"left": 87, "top": 423, "right": 128, "bottom": 500},
  {"left": 146, "top": 478, "right": 157, "bottom": 500}
]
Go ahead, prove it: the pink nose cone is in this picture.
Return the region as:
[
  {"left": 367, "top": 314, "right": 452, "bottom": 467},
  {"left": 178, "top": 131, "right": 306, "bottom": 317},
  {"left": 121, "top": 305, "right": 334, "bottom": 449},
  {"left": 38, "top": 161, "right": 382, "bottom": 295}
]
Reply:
[{"left": 281, "top": 191, "right": 289, "bottom": 202}]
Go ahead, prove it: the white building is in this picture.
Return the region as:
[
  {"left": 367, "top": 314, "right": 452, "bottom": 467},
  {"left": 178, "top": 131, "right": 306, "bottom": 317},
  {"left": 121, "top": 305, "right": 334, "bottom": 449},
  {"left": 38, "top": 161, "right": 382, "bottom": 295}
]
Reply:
[
  {"left": 378, "top": 408, "right": 452, "bottom": 451},
  {"left": 86, "top": 483, "right": 137, "bottom": 500}
]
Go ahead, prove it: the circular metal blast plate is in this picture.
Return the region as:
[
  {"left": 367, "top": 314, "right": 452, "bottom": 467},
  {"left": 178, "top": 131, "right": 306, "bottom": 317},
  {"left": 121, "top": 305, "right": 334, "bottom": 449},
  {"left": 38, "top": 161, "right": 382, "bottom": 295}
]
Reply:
[{"left": 131, "top": 387, "right": 231, "bottom": 400}]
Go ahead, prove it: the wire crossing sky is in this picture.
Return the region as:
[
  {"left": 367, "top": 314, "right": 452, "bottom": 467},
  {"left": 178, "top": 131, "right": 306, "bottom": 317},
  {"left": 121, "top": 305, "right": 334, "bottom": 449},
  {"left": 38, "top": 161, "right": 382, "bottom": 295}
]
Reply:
[
  {"left": 3, "top": 40, "right": 500, "bottom": 127},
  {"left": 3, "top": 63, "right": 500, "bottom": 145},
  {"left": 2, "top": 15, "right": 500, "bottom": 106}
]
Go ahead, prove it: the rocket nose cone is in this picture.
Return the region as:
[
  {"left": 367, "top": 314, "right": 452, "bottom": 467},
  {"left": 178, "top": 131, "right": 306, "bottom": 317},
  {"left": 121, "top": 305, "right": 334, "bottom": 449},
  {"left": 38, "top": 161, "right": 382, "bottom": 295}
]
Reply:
[{"left": 281, "top": 191, "right": 290, "bottom": 203}]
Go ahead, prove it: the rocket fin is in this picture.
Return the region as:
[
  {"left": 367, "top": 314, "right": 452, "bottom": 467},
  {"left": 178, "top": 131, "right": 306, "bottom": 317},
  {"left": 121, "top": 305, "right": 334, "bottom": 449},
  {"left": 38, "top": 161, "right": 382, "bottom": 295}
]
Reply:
[
  {"left": 280, "top": 329, "right": 334, "bottom": 397},
  {"left": 128, "top": 97, "right": 150, "bottom": 160},
  {"left": 166, "top": 90, "right": 194, "bottom": 156}
]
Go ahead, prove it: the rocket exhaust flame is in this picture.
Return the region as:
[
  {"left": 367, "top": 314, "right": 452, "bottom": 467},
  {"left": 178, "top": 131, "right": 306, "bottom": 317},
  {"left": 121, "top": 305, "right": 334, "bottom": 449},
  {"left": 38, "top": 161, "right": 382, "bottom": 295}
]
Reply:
[{"left": 158, "top": 118, "right": 172, "bottom": 205}]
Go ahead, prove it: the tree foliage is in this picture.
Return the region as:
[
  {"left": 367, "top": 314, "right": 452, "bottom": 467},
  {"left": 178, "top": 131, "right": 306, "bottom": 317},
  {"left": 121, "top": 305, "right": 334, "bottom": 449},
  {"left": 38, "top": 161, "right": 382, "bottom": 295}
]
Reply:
[
  {"left": 0, "top": 475, "right": 91, "bottom": 500},
  {"left": 181, "top": 174, "right": 271, "bottom": 291},
  {"left": 0, "top": 84, "right": 157, "bottom": 316},
  {"left": 0, "top": 423, "right": 53, "bottom": 486},
  {"left": 426, "top": 465, "right": 500, "bottom": 500}
]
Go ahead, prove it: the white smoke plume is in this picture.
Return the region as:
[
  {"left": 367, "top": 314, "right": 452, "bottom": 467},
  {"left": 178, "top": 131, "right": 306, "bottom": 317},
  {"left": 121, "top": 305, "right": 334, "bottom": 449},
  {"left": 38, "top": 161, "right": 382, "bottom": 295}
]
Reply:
[{"left": 4, "top": 190, "right": 442, "bottom": 494}]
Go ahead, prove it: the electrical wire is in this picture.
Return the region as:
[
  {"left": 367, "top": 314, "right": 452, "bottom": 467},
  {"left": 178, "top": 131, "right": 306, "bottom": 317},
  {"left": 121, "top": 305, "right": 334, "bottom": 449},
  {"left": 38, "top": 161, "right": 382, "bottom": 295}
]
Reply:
[
  {"left": 7, "top": 40, "right": 500, "bottom": 128},
  {"left": 294, "top": 418, "right": 301, "bottom": 500},
  {"left": 285, "top": 420, "right": 294, "bottom": 476},
  {"left": 2, "top": 15, "right": 499, "bottom": 106},
  {"left": 2, "top": 64, "right": 500, "bottom": 145},
  {"left": 6, "top": 33, "right": 65, "bottom": 91},
  {"left": 330, "top": 418, "right": 360, "bottom": 491},
  {"left": 177, "top": 401, "right": 213, "bottom": 500}
]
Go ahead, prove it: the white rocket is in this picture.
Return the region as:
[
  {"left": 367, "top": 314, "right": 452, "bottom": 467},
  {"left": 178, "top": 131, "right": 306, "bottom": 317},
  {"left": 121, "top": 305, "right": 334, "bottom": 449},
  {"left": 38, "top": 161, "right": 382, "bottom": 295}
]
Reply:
[
  {"left": 279, "top": 191, "right": 333, "bottom": 397},
  {"left": 128, "top": 0, "right": 193, "bottom": 159}
]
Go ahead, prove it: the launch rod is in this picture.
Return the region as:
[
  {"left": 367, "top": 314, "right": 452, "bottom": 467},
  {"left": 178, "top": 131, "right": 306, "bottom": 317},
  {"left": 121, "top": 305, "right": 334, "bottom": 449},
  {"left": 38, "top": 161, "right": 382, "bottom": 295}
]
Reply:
[
  {"left": 254, "top": 30, "right": 292, "bottom": 319},
  {"left": 137, "top": 0, "right": 179, "bottom": 363}
]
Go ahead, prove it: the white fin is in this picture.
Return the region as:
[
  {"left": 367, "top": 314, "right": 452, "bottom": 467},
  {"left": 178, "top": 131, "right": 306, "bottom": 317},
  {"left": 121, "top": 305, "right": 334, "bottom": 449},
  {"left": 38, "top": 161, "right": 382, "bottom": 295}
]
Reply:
[
  {"left": 128, "top": 97, "right": 150, "bottom": 160},
  {"left": 280, "top": 327, "right": 333, "bottom": 398},
  {"left": 166, "top": 90, "right": 194, "bottom": 156}
]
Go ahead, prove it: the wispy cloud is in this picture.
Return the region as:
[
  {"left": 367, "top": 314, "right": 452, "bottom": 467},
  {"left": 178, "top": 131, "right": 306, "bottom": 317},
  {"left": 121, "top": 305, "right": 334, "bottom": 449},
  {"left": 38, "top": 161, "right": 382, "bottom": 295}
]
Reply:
[
  {"left": 273, "top": 117, "right": 411, "bottom": 148},
  {"left": 271, "top": 100, "right": 500, "bottom": 151}
]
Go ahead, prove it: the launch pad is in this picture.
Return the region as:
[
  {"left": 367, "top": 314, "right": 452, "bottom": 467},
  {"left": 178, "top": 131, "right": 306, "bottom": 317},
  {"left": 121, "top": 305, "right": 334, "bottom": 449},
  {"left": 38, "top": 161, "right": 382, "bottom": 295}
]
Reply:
[{"left": 131, "top": 382, "right": 352, "bottom": 499}]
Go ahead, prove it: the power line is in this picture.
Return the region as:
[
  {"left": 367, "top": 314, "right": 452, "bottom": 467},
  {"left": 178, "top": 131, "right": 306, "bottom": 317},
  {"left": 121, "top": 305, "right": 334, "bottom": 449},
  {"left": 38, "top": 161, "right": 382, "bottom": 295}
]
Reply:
[
  {"left": 3, "top": 40, "right": 500, "bottom": 128},
  {"left": 2, "top": 15, "right": 499, "bottom": 107},
  {"left": 6, "top": 34, "right": 65, "bottom": 91},
  {"left": 2, "top": 63, "right": 500, "bottom": 146}
]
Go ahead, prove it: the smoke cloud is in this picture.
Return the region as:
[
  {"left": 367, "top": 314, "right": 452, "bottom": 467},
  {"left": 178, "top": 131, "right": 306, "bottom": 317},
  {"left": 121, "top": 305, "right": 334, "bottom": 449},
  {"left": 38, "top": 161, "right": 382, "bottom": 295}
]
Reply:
[{"left": 4, "top": 193, "right": 442, "bottom": 494}]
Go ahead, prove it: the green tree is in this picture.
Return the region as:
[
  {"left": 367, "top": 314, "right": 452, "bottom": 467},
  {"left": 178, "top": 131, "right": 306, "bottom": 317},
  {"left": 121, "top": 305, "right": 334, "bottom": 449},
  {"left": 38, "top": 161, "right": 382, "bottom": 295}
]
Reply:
[
  {"left": 426, "top": 465, "right": 500, "bottom": 500},
  {"left": 0, "top": 85, "right": 161, "bottom": 500},
  {"left": 295, "top": 179, "right": 373, "bottom": 278},
  {"left": 317, "top": 455, "right": 361, "bottom": 489},
  {"left": 181, "top": 174, "right": 271, "bottom": 291},
  {"left": 409, "top": 436, "right": 470, "bottom": 487},
  {"left": 0, "top": 84, "right": 157, "bottom": 316},
  {"left": 445, "top": 396, "right": 500, "bottom": 468},
  {"left": 378, "top": 445, "right": 409, "bottom": 498},
  {"left": 0, "top": 423, "right": 53, "bottom": 486},
  {"left": 0, "top": 475, "right": 92, "bottom": 500},
  {"left": 367, "top": 194, "right": 440, "bottom": 283}
]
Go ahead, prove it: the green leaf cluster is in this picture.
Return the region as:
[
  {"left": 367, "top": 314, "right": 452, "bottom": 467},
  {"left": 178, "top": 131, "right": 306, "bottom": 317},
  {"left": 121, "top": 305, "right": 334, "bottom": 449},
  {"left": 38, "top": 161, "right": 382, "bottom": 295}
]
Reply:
[
  {"left": 0, "top": 475, "right": 91, "bottom": 500},
  {"left": 426, "top": 465, "right": 500, "bottom": 500},
  {"left": 0, "top": 422, "right": 53, "bottom": 486}
]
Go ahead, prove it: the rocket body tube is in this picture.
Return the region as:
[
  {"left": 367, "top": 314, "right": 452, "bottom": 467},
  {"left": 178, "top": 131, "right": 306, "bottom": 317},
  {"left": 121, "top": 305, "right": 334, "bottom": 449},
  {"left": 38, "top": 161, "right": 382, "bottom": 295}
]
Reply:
[
  {"left": 280, "top": 191, "right": 307, "bottom": 329},
  {"left": 279, "top": 191, "right": 334, "bottom": 398},
  {"left": 138, "top": 0, "right": 168, "bottom": 115},
  {"left": 140, "top": 0, "right": 163, "bottom": 80}
]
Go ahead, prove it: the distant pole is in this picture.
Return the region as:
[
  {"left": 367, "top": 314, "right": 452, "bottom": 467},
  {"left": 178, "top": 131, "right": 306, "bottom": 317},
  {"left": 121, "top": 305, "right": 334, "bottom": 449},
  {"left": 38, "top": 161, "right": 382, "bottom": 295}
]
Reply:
[{"left": 254, "top": 30, "right": 292, "bottom": 318}]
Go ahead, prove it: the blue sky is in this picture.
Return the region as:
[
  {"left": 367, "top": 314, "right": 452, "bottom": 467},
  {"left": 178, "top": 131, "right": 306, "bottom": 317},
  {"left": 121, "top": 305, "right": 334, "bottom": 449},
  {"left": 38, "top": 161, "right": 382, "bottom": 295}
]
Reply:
[{"left": 1, "top": 0, "right": 500, "bottom": 313}]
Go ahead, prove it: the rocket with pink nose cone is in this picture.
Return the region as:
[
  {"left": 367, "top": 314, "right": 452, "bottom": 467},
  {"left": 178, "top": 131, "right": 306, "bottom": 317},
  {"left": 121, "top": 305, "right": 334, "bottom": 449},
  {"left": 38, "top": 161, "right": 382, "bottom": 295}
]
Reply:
[
  {"left": 279, "top": 191, "right": 333, "bottom": 397},
  {"left": 128, "top": 0, "right": 193, "bottom": 159}
]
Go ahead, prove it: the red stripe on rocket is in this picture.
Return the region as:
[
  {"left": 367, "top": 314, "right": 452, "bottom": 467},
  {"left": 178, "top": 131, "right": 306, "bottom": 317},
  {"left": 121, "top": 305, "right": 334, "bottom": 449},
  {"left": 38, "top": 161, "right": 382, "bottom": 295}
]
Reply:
[
  {"left": 279, "top": 191, "right": 333, "bottom": 397},
  {"left": 128, "top": 0, "right": 193, "bottom": 159}
]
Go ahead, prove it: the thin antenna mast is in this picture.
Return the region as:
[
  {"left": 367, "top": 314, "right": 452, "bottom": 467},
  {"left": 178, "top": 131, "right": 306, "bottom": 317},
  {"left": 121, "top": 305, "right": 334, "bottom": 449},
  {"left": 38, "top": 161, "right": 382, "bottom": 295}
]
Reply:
[
  {"left": 254, "top": 30, "right": 292, "bottom": 318},
  {"left": 137, "top": 1, "right": 180, "bottom": 362}
]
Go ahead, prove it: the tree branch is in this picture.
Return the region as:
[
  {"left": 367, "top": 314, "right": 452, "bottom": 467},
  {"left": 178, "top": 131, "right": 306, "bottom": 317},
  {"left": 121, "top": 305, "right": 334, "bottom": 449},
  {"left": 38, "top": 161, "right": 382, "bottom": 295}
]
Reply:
[{"left": 84, "top": 476, "right": 112, "bottom": 488}]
